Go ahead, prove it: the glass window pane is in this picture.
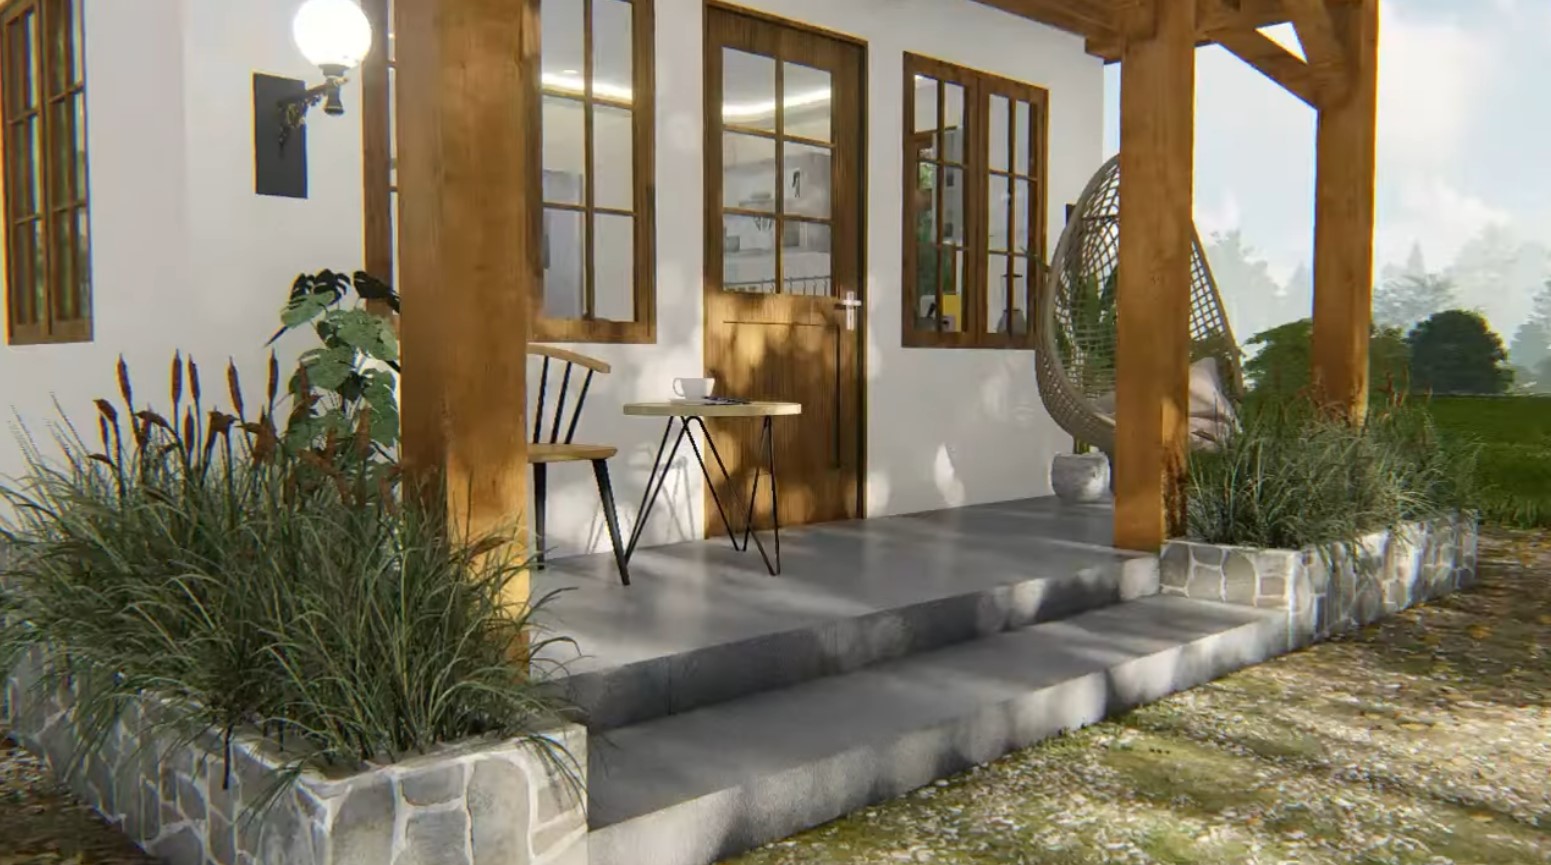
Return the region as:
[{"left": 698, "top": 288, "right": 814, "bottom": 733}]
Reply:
[
  {"left": 783, "top": 61, "right": 830, "bottom": 142},
  {"left": 29, "top": 220, "right": 43, "bottom": 322},
  {"left": 593, "top": 0, "right": 633, "bottom": 103},
  {"left": 21, "top": 13, "right": 38, "bottom": 110},
  {"left": 542, "top": 95, "right": 585, "bottom": 205},
  {"left": 987, "top": 254, "right": 1009, "bottom": 334},
  {"left": 1015, "top": 100, "right": 1032, "bottom": 176},
  {"left": 783, "top": 221, "right": 831, "bottom": 297},
  {"left": 723, "top": 132, "right": 776, "bottom": 212},
  {"left": 942, "top": 83, "right": 964, "bottom": 163},
  {"left": 937, "top": 246, "right": 963, "bottom": 332},
  {"left": 783, "top": 141, "right": 830, "bottom": 219},
  {"left": 594, "top": 103, "right": 633, "bottom": 211},
  {"left": 48, "top": 0, "right": 70, "bottom": 94},
  {"left": 913, "top": 75, "right": 937, "bottom": 133},
  {"left": 987, "top": 174, "right": 1010, "bottom": 253},
  {"left": 9, "top": 121, "right": 37, "bottom": 215},
  {"left": 540, "top": 0, "right": 585, "bottom": 91},
  {"left": 594, "top": 213, "right": 634, "bottom": 321},
  {"left": 8, "top": 226, "right": 33, "bottom": 325},
  {"left": 989, "top": 94, "right": 1009, "bottom": 172},
  {"left": 70, "top": 0, "right": 83, "bottom": 86},
  {"left": 76, "top": 207, "right": 90, "bottom": 314},
  {"left": 723, "top": 214, "right": 776, "bottom": 293},
  {"left": 914, "top": 161, "right": 937, "bottom": 242},
  {"left": 542, "top": 207, "right": 586, "bottom": 318},
  {"left": 942, "top": 166, "right": 964, "bottom": 246},
  {"left": 1014, "top": 178, "right": 1033, "bottom": 256},
  {"left": 723, "top": 48, "right": 776, "bottom": 133},
  {"left": 72, "top": 93, "right": 85, "bottom": 197},
  {"left": 51, "top": 212, "right": 73, "bottom": 320},
  {"left": 49, "top": 97, "right": 73, "bottom": 202},
  {"left": 388, "top": 65, "right": 397, "bottom": 186},
  {"left": 1011, "top": 256, "right": 1032, "bottom": 336}
]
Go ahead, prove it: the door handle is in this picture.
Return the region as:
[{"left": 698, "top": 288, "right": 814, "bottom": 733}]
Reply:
[{"left": 835, "top": 290, "right": 862, "bottom": 331}]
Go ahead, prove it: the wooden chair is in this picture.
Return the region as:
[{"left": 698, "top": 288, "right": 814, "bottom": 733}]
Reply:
[{"left": 529, "top": 345, "right": 630, "bottom": 585}]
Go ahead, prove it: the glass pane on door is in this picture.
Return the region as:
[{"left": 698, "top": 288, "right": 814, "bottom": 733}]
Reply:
[{"left": 720, "top": 46, "right": 835, "bottom": 297}]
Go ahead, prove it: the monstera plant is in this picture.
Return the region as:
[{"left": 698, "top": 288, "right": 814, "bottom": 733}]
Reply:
[{"left": 269, "top": 269, "right": 401, "bottom": 454}]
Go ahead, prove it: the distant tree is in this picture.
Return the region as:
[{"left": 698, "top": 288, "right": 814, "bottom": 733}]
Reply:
[
  {"left": 1373, "top": 271, "right": 1456, "bottom": 331},
  {"left": 1537, "top": 356, "right": 1551, "bottom": 394},
  {"left": 1510, "top": 319, "right": 1551, "bottom": 371},
  {"left": 1204, "top": 230, "right": 1286, "bottom": 341},
  {"left": 1407, "top": 310, "right": 1513, "bottom": 395},
  {"left": 1244, "top": 319, "right": 1409, "bottom": 398}
]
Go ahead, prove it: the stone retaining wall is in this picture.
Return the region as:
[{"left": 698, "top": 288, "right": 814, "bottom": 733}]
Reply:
[
  {"left": 1159, "top": 515, "right": 1478, "bottom": 648},
  {"left": 2, "top": 651, "right": 588, "bottom": 865}
]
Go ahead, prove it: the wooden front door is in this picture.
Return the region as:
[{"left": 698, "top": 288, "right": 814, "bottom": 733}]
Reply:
[{"left": 704, "top": 7, "right": 865, "bottom": 532}]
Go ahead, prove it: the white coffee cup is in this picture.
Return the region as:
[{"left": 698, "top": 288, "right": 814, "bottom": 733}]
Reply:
[{"left": 673, "top": 377, "right": 716, "bottom": 400}]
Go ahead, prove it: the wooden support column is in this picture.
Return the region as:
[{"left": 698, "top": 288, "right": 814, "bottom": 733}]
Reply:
[
  {"left": 361, "top": 0, "right": 393, "bottom": 284},
  {"left": 1311, "top": 0, "right": 1379, "bottom": 422},
  {"left": 1114, "top": 0, "right": 1197, "bottom": 552},
  {"left": 395, "top": 0, "right": 537, "bottom": 602}
]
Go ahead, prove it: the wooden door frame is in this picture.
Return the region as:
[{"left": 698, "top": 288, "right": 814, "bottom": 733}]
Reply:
[{"left": 701, "top": 1, "right": 871, "bottom": 532}]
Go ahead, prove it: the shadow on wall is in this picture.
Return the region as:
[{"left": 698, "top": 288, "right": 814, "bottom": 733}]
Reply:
[{"left": 865, "top": 346, "right": 1065, "bottom": 519}]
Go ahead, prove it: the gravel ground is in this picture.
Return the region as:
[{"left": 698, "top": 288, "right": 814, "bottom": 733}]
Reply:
[
  {"left": 726, "top": 529, "right": 1551, "bottom": 865},
  {"left": 3, "top": 531, "right": 1548, "bottom": 865}
]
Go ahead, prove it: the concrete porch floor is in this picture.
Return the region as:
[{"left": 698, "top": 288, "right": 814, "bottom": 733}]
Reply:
[{"left": 534, "top": 496, "right": 1134, "bottom": 674}]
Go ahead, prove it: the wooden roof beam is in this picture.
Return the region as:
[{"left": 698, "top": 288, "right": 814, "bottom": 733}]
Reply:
[
  {"left": 1210, "top": 22, "right": 1321, "bottom": 108},
  {"left": 1087, "top": 0, "right": 1362, "bottom": 63}
]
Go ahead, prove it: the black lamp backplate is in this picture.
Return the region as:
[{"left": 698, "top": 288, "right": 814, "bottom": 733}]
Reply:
[{"left": 253, "top": 72, "right": 309, "bottom": 199}]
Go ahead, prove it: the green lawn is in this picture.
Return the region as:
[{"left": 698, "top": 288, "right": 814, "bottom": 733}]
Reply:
[{"left": 1420, "top": 395, "right": 1551, "bottom": 527}]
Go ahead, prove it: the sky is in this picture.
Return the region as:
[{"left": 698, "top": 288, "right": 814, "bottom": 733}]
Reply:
[{"left": 1101, "top": 0, "right": 1551, "bottom": 334}]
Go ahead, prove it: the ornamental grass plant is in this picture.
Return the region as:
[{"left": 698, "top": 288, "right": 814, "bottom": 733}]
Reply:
[
  {"left": 0, "top": 353, "right": 576, "bottom": 805},
  {"left": 1184, "top": 387, "right": 1477, "bottom": 551}
]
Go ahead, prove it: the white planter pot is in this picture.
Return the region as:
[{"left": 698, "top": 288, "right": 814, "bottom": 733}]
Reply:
[{"left": 1051, "top": 452, "right": 1110, "bottom": 504}]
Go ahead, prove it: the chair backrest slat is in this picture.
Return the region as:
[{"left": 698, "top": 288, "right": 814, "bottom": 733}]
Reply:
[
  {"left": 528, "top": 345, "right": 609, "bottom": 447},
  {"left": 564, "top": 370, "right": 595, "bottom": 444},
  {"left": 532, "top": 355, "right": 552, "bottom": 445}
]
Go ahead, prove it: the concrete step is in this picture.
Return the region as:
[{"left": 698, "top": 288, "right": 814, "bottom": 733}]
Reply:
[
  {"left": 584, "top": 595, "right": 1289, "bottom": 865},
  {"left": 559, "top": 552, "right": 1152, "bottom": 731}
]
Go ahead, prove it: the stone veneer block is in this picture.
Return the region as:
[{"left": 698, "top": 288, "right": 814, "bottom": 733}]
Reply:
[
  {"left": 1, "top": 649, "right": 588, "bottom": 865},
  {"left": 1159, "top": 515, "right": 1479, "bottom": 649}
]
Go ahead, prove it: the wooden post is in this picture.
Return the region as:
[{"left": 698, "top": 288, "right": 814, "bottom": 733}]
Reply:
[
  {"left": 1113, "top": 0, "right": 1196, "bottom": 552},
  {"left": 361, "top": 0, "right": 392, "bottom": 285},
  {"left": 394, "top": 0, "right": 536, "bottom": 605},
  {"left": 1311, "top": 0, "right": 1379, "bottom": 422}
]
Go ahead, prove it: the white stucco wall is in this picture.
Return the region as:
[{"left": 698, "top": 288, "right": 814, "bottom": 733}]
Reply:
[
  {"left": 0, "top": 0, "right": 362, "bottom": 485},
  {"left": 0, "top": 0, "right": 1099, "bottom": 559}
]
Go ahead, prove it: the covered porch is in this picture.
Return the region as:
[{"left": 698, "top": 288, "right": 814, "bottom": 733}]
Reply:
[{"left": 395, "top": 0, "right": 1380, "bottom": 564}]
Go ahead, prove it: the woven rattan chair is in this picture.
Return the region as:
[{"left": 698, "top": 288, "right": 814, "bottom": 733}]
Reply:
[{"left": 1035, "top": 155, "right": 1245, "bottom": 456}]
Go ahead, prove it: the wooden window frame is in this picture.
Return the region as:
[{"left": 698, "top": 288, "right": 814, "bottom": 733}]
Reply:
[
  {"left": 2, "top": 0, "right": 91, "bottom": 346},
  {"left": 901, "top": 53, "right": 1046, "bottom": 351},
  {"left": 364, "top": 0, "right": 656, "bottom": 345}
]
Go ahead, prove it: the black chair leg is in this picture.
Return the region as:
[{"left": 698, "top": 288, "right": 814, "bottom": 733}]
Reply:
[
  {"left": 533, "top": 463, "right": 548, "bottom": 569},
  {"left": 592, "top": 460, "right": 631, "bottom": 586}
]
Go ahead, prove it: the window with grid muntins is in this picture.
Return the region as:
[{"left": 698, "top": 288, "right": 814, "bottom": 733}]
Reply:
[
  {"left": 365, "top": 0, "right": 657, "bottom": 344},
  {"left": 903, "top": 53, "right": 1046, "bottom": 350},
  {"left": 2, "top": 0, "right": 90, "bottom": 345}
]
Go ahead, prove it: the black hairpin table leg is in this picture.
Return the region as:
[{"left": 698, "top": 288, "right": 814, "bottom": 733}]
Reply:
[
  {"left": 625, "top": 418, "right": 686, "bottom": 563},
  {"left": 624, "top": 414, "right": 761, "bottom": 566},
  {"left": 738, "top": 416, "right": 781, "bottom": 576}
]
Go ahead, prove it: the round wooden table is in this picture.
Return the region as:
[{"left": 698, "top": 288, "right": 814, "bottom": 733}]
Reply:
[{"left": 622, "top": 400, "right": 801, "bottom": 576}]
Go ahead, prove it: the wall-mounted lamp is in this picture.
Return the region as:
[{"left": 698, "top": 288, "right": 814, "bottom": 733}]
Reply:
[
  {"left": 277, "top": 0, "right": 374, "bottom": 146},
  {"left": 256, "top": 0, "right": 374, "bottom": 198}
]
